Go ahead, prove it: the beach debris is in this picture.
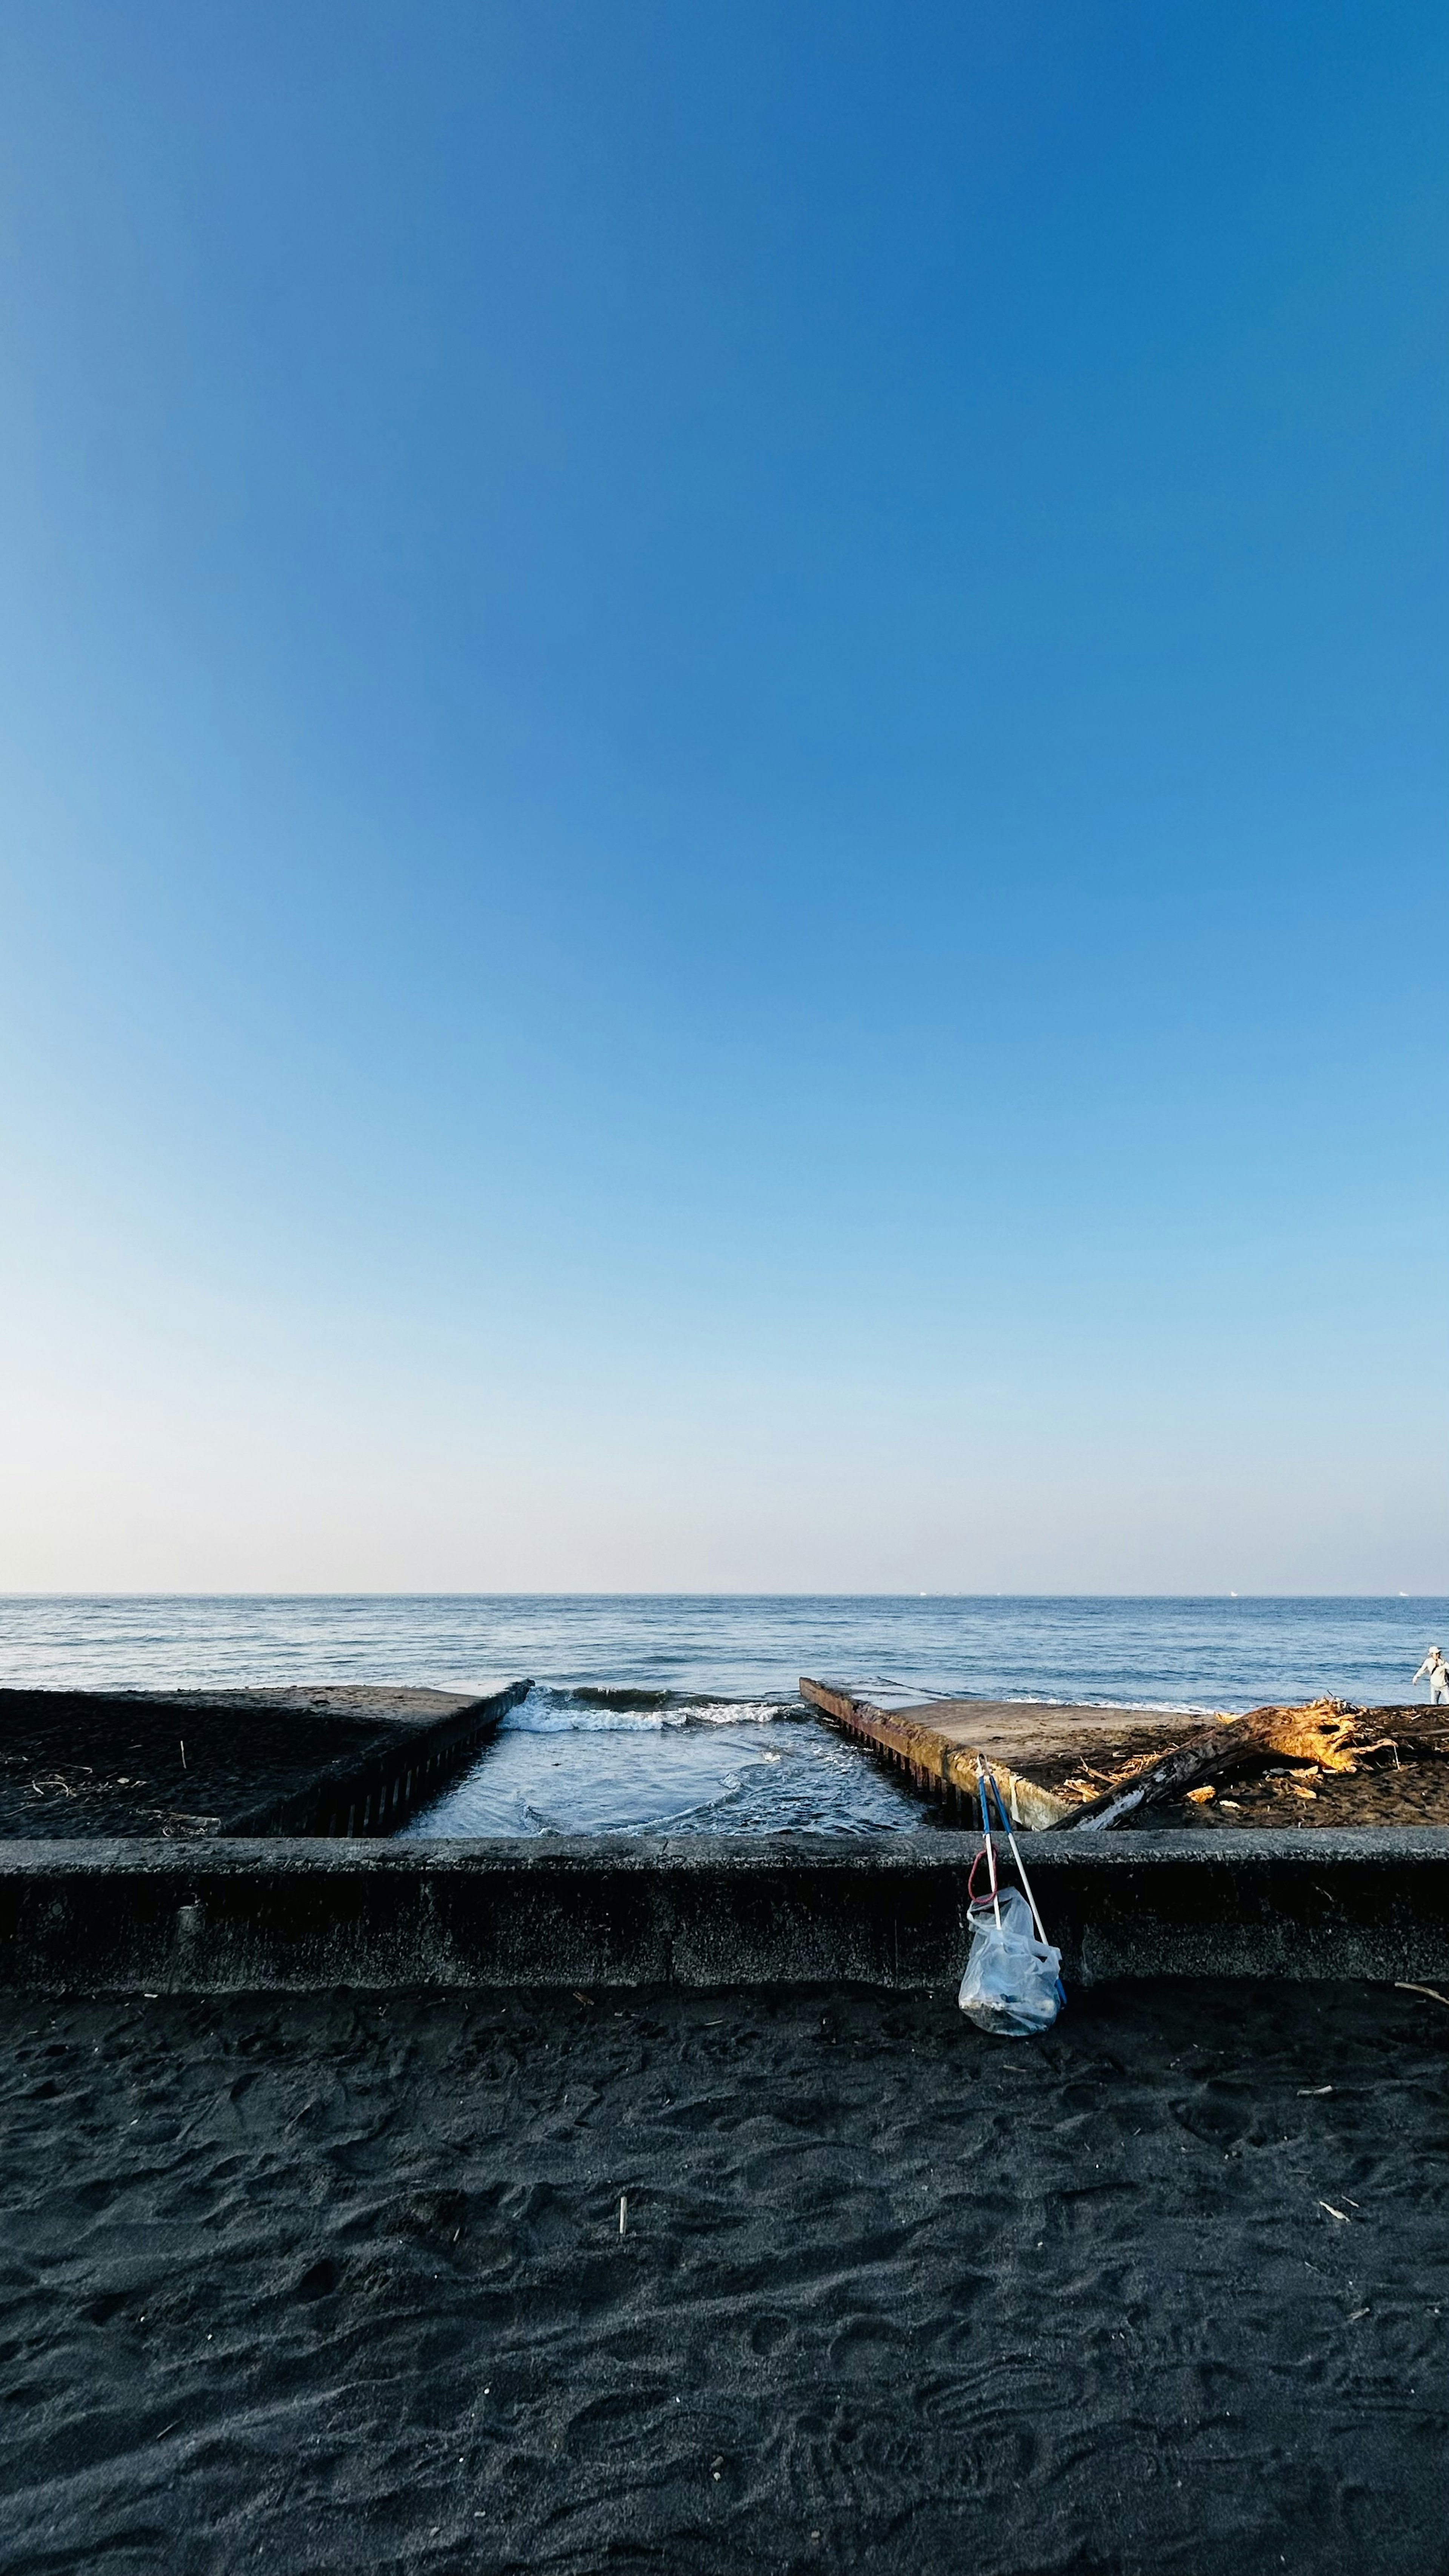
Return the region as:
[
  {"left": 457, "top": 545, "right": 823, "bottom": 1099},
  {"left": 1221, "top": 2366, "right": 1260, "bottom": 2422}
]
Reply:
[
  {"left": 1394, "top": 1982, "right": 1449, "bottom": 2008},
  {"left": 960, "top": 1886, "right": 1063, "bottom": 2035},
  {"left": 1069, "top": 1701, "right": 1367, "bottom": 1829},
  {"left": 958, "top": 1759, "right": 1064, "bottom": 2036},
  {"left": 1186, "top": 1785, "right": 1216, "bottom": 1804},
  {"left": 618, "top": 2193, "right": 628, "bottom": 2237},
  {"left": 1319, "top": 2201, "right": 1351, "bottom": 2222},
  {"left": 22, "top": 1763, "right": 188, "bottom": 1814},
  {"left": 1298, "top": 2085, "right": 1334, "bottom": 2096}
]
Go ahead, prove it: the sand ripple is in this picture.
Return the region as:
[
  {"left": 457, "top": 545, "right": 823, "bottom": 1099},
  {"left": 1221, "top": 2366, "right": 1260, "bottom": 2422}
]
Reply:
[{"left": 0, "top": 1982, "right": 1446, "bottom": 2571}]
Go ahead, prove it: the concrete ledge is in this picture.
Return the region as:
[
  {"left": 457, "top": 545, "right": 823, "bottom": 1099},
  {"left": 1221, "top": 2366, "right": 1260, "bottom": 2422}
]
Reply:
[
  {"left": 2, "top": 1830, "right": 1447, "bottom": 1991},
  {"left": 224, "top": 1679, "right": 532, "bottom": 1836}
]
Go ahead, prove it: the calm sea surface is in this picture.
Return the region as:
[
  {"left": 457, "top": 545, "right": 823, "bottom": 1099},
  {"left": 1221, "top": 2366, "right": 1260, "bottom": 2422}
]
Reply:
[{"left": 2, "top": 1595, "right": 1443, "bottom": 1839}]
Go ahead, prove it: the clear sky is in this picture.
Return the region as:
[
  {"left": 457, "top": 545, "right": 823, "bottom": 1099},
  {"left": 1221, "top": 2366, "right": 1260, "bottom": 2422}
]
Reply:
[{"left": 1, "top": 2, "right": 1444, "bottom": 1593}]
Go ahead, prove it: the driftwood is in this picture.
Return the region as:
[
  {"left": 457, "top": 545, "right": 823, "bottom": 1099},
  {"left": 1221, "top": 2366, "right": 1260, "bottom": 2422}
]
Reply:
[{"left": 1067, "top": 1699, "right": 1371, "bottom": 1832}]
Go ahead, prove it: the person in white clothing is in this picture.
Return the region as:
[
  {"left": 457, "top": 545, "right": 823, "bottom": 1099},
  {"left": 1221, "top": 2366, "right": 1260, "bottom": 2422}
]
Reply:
[{"left": 1412, "top": 1647, "right": 1449, "bottom": 1705}]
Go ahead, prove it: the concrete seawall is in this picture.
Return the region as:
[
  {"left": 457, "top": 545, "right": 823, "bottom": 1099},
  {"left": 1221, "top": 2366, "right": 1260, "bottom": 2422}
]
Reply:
[
  {"left": 225, "top": 1679, "right": 532, "bottom": 1836},
  {"left": 2, "top": 1829, "right": 1447, "bottom": 1992}
]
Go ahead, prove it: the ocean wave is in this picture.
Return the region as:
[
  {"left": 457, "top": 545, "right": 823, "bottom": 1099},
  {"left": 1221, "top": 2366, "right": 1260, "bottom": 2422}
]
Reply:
[{"left": 505, "top": 1686, "right": 800, "bottom": 1736}]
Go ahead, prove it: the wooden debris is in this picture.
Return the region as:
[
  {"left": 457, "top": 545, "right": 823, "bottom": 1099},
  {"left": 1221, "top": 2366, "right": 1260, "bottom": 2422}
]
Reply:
[{"left": 1069, "top": 1701, "right": 1370, "bottom": 1830}]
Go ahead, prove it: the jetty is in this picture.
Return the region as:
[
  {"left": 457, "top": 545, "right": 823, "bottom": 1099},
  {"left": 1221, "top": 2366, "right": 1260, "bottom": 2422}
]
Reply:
[
  {"left": 801, "top": 1676, "right": 1449, "bottom": 1831},
  {"left": 0, "top": 1680, "right": 532, "bottom": 1842},
  {"left": 800, "top": 1676, "right": 1206, "bottom": 1826}
]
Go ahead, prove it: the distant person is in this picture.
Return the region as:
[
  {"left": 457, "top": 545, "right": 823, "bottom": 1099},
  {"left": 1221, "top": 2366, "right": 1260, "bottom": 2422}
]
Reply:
[{"left": 1412, "top": 1647, "right": 1449, "bottom": 1705}]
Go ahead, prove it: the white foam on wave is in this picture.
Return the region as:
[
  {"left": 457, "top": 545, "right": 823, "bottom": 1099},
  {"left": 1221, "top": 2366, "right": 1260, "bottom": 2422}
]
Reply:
[
  {"left": 675, "top": 1698, "right": 795, "bottom": 1728},
  {"left": 506, "top": 1690, "right": 797, "bottom": 1736}
]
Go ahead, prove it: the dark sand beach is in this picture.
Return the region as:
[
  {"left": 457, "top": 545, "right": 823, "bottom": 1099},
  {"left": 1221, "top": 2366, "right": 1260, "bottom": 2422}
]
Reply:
[
  {"left": 3, "top": 1978, "right": 1446, "bottom": 2574},
  {"left": 1144, "top": 1758, "right": 1449, "bottom": 1830}
]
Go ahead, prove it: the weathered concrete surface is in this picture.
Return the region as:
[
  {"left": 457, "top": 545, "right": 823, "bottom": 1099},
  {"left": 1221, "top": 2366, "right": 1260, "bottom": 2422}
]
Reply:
[
  {"left": 1, "top": 1830, "right": 1446, "bottom": 1992},
  {"left": 148, "top": 1685, "right": 493, "bottom": 1721},
  {"left": 225, "top": 1679, "right": 532, "bottom": 1835},
  {"left": 802, "top": 1677, "right": 1208, "bottom": 1761},
  {"left": 801, "top": 1676, "right": 1206, "bottom": 1826},
  {"left": 0, "top": 1680, "right": 532, "bottom": 1842}
]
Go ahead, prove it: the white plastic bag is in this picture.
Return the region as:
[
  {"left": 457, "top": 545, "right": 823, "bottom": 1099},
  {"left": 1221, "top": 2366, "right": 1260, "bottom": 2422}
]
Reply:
[{"left": 958, "top": 1887, "right": 1063, "bottom": 2037}]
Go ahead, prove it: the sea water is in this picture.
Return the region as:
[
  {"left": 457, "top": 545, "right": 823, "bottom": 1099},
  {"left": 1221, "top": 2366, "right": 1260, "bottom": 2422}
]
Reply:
[{"left": 1, "top": 1595, "right": 1442, "bottom": 1839}]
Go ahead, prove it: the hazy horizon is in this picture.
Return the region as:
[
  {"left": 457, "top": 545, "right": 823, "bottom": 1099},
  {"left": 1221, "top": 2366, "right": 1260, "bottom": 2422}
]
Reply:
[{"left": 2, "top": 1589, "right": 1443, "bottom": 1602}]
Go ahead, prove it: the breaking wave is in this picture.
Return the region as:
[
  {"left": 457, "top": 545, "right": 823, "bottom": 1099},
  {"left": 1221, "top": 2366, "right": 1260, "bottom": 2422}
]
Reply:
[{"left": 504, "top": 1685, "right": 801, "bottom": 1736}]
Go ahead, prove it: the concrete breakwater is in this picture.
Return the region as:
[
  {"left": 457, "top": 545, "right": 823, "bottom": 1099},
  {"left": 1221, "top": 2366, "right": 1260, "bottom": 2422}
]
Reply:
[
  {"left": 0, "top": 1680, "right": 532, "bottom": 1841},
  {"left": 801, "top": 1678, "right": 1449, "bottom": 1832},
  {"left": 2, "top": 1829, "right": 1447, "bottom": 1992},
  {"left": 226, "top": 1679, "right": 533, "bottom": 1836}
]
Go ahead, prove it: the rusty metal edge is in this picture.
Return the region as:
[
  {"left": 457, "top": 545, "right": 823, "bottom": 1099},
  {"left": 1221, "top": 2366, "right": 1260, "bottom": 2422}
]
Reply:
[{"left": 800, "top": 1676, "right": 1075, "bottom": 1830}]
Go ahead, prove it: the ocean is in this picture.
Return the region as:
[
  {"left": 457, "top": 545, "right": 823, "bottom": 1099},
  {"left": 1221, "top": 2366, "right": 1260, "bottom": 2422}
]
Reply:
[{"left": 2, "top": 1594, "right": 1442, "bottom": 1839}]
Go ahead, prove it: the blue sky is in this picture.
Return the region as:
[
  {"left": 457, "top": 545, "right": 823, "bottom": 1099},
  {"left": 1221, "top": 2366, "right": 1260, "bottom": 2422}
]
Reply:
[{"left": 1, "top": 1, "right": 1444, "bottom": 1590}]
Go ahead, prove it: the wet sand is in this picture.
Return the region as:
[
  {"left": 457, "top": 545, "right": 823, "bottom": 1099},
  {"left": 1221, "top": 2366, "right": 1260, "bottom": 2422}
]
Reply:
[{"left": 2, "top": 1979, "right": 1446, "bottom": 2573}]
